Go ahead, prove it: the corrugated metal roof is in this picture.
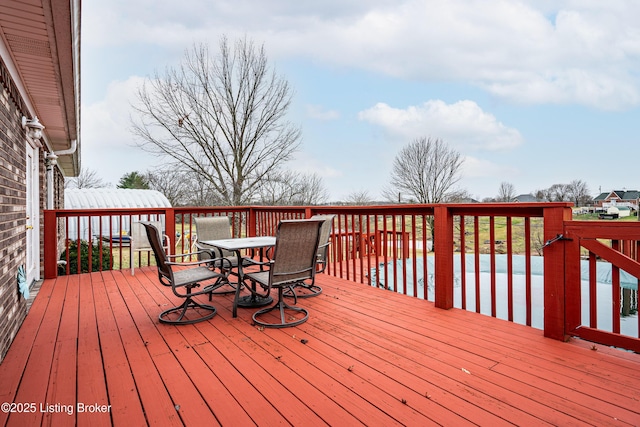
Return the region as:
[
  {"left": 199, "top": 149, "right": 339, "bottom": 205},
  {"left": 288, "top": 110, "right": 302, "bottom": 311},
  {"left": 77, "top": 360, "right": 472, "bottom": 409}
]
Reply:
[{"left": 64, "top": 188, "right": 172, "bottom": 209}]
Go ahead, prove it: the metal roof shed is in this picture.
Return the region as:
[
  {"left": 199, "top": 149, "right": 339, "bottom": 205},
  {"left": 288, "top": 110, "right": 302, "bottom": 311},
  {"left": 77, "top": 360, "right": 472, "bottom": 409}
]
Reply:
[{"left": 64, "top": 189, "right": 172, "bottom": 240}]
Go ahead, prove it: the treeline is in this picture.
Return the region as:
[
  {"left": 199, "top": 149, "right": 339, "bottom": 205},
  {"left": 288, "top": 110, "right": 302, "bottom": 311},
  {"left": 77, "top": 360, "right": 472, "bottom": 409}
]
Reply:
[{"left": 486, "top": 180, "right": 592, "bottom": 206}]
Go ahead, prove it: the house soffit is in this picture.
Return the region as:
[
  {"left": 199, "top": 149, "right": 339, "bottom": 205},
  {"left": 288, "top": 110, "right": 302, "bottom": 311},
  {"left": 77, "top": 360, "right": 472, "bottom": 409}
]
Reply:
[{"left": 0, "top": 0, "right": 81, "bottom": 176}]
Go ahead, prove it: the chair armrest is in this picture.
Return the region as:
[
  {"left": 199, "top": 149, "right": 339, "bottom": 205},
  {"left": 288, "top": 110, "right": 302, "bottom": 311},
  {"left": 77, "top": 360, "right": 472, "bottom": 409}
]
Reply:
[
  {"left": 166, "top": 256, "right": 233, "bottom": 269},
  {"left": 168, "top": 251, "right": 232, "bottom": 268},
  {"left": 194, "top": 242, "right": 226, "bottom": 259},
  {"left": 242, "top": 246, "right": 274, "bottom": 269},
  {"left": 167, "top": 250, "right": 210, "bottom": 260},
  {"left": 243, "top": 257, "right": 271, "bottom": 266}
]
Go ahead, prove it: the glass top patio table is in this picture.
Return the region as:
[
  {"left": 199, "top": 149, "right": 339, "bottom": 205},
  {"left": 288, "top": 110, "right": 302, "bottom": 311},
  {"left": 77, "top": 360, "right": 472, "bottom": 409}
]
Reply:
[
  {"left": 201, "top": 236, "right": 276, "bottom": 251},
  {"left": 201, "top": 236, "right": 276, "bottom": 317}
]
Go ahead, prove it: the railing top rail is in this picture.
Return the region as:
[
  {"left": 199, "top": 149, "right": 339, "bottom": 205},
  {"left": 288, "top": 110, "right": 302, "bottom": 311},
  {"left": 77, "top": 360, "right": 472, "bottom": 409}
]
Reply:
[
  {"left": 174, "top": 206, "right": 250, "bottom": 214},
  {"left": 564, "top": 220, "right": 640, "bottom": 239},
  {"left": 445, "top": 202, "right": 573, "bottom": 217},
  {"left": 45, "top": 207, "right": 173, "bottom": 216},
  {"left": 47, "top": 202, "right": 574, "bottom": 218},
  {"left": 311, "top": 202, "right": 572, "bottom": 217}
]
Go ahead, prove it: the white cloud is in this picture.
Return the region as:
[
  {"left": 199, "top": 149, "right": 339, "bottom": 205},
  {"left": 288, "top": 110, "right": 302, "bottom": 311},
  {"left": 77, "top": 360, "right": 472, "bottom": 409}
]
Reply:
[
  {"left": 258, "top": 0, "right": 640, "bottom": 109},
  {"left": 358, "top": 100, "right": 523, "bottom": 151},
  {"left": 81, "top": 76, "right": 158, "bottom": 186},
  {"left": 82, "top": 77, "right": 143, "bottom": 146},
  {"left": 83, "top": 1, "right": 640, "bottom": 109},
  {"left": 462, "top": 156, "right": 518, "bottom": 179}
]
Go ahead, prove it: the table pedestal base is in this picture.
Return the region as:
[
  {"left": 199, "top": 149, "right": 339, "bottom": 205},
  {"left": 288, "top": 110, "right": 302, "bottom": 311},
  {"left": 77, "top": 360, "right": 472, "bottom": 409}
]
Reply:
[{"left": 237, "top": 295, "right": 273, "bottom": 307}]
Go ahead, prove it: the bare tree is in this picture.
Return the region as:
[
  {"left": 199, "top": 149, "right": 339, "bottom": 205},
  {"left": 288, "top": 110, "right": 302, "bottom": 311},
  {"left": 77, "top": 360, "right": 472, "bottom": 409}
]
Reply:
[
  {"left": 64, "top": 168, "right": 108, "bottom": 189},
  {"left": 533, "top": 181, "right": 591, "bottom": 206},
  {"left": 533, "top": 188, "right": 550, "bottom": 201},
  {"left": 185, "top": 177, "right": 225, "bottom": 207},
  {"left": 497, "top": 182, "right": 516, "bottom": 202},
  {"left": 293, "top": 173, "right": 329, "bottom": 205},
  {"left": 548, "top": 183, "right": 571, "bottom": 201},
  {"left": 445, "top": 188, "right": 474, "bottom": 203},
  {"left": 256, "top": 171, "right": 328, "bottom": 205},
  {"left": 387, "top": 137, "right": 464, "bottom": 204},
  {"left": 146, "top": 169, "right": 192, "bottom": 206},
  {"left": 345, "top": 189, "right": 372, "bottom": 205},
  {"left": 567, "top": 179, "right": 591, "bottom": 206},
  {"left": 131, "top": 36, "right": 300, "bottom": 205},
  {"left": 381, "top": 187, "right": 405, "bottom": 203},
  {"left": 387, "top": 137, "right": 464, "bottom": 242}
]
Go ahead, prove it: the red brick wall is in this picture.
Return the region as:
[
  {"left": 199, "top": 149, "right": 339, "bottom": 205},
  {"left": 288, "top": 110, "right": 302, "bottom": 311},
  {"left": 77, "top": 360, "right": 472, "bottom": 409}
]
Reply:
[{"left": 0, "top": 81, "right": 29, "bottom": 363}]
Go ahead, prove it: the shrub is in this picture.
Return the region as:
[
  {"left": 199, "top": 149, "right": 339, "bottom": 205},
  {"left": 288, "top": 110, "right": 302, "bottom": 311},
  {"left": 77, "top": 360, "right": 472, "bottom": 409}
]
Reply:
[{"left": 59, "top": 239, "right": 112, "bottom": 275}]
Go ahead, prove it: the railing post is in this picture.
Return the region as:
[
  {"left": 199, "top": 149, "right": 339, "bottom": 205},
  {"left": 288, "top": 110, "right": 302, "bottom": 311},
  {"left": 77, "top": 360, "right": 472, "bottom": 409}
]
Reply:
[
  {"left": 434, "top": 205, "right": 454, "bottom": 309},
  {"left": 543, "top": 205, "right": 573, "bottom": 341},
  {"left": 165, "top": 208, "right": 175, "bottom": 255},
  {"left": 44, "top": 209, "right": 58, "bottom": 279},
  {"left": 248, "top": 207, "right": 257, "bottom": 237}
]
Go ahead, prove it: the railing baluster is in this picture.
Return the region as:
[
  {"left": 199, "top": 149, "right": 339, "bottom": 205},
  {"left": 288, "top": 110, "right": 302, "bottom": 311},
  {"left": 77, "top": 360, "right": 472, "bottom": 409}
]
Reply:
[
  {"left": 410, "top": 214, "right": 417, "bottom": 298},
  {"left": 422, "top": 215, "right": 428, "bottom": 300},
  {"left": 490, "top": 216, "right": 496, "bottom": 317},
  {"left": 589, "top": 251, "right": 598, "bottom": 328},
  {"left": 459, "top": 215, "right": 466, "bottom": 309},
  {"left": 524, "top": 217, "right": 532, "bottom": 327},
  {"left": 506, "top": 216, "right": 513, "bottom": 322},
  {"left": 474, "top": 216, "right": 481, "bottom": 313},
  {"left": 611, "top": 240, "right": 621, "bottom": 334}
]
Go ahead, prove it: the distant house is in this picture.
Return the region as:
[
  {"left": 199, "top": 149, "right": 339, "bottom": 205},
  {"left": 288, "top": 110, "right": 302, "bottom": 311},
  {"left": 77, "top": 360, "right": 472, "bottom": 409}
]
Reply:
[
  {"left": 593, "top": 190, "right": 639, "bottom": 212},
  {"left": 512, "top": 194, "right": 541, "bottom": 203},
  {"left": 457, "top": 197, "right": 480, "bottom": 203}
]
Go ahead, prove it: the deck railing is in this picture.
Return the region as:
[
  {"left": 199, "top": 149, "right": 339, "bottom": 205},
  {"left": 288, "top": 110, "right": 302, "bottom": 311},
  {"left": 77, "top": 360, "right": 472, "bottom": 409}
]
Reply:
[
  {"left": 43, "top": 203, "right": 639, "bottom": 351},
  {"left": 564, "top": 221, "right": 640, "bottom": 352}
]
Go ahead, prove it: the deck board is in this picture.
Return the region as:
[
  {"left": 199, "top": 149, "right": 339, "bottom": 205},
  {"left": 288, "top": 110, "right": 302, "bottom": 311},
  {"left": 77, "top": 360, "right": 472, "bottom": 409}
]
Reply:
[
  {"left": 102, "top": 271, "right": 183, "bottom": 427},
  {"left": 93, "top": 275, "right": 148, "bottom": 427},
  {"left": 77, "top": 274, "right": 111, "bottom": 427},
  {"left": 0, "top": 268, "right": 639, "bottom": 426}
]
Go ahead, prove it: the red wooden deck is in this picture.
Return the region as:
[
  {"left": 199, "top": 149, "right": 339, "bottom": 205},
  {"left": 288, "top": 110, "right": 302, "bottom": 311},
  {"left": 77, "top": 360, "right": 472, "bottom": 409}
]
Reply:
[{"left": 1, "top": 268, "right": 639, "bottom": 426}]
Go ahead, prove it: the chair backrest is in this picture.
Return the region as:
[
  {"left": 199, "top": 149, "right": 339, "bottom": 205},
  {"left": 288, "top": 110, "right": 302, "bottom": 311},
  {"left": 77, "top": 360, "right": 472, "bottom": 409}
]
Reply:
[
  {"left": 310, "top": 214, "right": 335, "bottom": 271},
  {"left": 142, "top": 222, "right": 172, "bottom": 285},
  {"left": 269, "top": 220, "right": 322, "bottom": 287},
  {"left": 194, "top": 216, "right": 234, "bottom": 257},
  {"left": 132, "top": 220, "right": 162, "bottom": 251}
]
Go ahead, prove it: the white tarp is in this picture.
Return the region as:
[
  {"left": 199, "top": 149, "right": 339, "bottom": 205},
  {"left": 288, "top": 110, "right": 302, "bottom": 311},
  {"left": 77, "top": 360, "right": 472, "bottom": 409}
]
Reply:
[{"left": 372, "top": 254, "right": 638, "bottom": 337}]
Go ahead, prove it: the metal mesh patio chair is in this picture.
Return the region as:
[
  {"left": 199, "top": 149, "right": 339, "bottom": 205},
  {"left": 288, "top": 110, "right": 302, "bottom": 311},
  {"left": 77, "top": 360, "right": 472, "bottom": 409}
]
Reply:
[
  {"left": 285, "top": 214, "right": 335, "bottom": 298},
  {"left": 193, "top": 216, "right": 256, "bottom": 294},
  {"left": 313, "top": 214, "right": 335, "bottom": 274},
  {"left": 245, "top": 219, "right": 322, "bottom": 328},
  {"left": 142, "top": 221, "right": 231, "bottom": 325},
  {"left": 131, "top": 220, "right": 170, "bottom": 276}
]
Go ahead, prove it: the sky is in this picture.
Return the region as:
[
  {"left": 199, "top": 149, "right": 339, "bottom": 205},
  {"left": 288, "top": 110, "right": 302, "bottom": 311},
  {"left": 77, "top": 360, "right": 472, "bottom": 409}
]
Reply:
[{"left": 80, "top": 0, "right": 640, "bottom": 202}]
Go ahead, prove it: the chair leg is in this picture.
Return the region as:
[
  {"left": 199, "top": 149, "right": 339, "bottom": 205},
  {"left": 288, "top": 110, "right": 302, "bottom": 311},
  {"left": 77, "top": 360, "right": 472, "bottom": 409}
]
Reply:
[
  {"left": 160, "top": 286, "right": 216, "bottom": 324},
  {"left": 252, "top": 286, "right": 309, "bottom": 328},
  {"left": 283, "top": 282, "right": 322, "bottom": 299},
  {"left": 208, "top": 275, "right": 237, "bottom": 299}
]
